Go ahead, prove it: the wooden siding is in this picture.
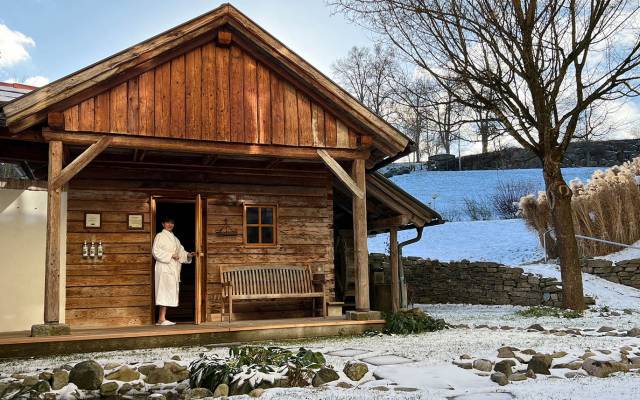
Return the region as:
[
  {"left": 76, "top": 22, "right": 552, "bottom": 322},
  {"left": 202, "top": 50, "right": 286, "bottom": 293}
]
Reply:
[
  {"left": 65, "top": 190, "right": 152, "bottom": 327},
  {"left": 64, "top": 164, "right": 334, "bottom": 327},
  {"left": 61, "top": 43, "right": 359, "bottom": 149}
]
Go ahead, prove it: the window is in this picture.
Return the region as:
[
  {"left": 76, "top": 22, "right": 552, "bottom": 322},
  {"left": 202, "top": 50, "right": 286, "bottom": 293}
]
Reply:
[{"left": 244, "top": 205, "right": 276, "bottom": 245}]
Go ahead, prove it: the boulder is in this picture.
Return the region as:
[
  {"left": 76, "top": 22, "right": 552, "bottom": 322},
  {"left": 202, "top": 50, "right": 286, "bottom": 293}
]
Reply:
[
  {"left": 104, "top": 362, "right": 121, "bottom": 370},
  {"left": 39, "top": 371, "right": 53, "bottom": 382},
  {"left": 509, "top": 373, "right": 527, "bottom": 381},
  {"left": 249, "top": 388, "right": 265, "bottom": 397},
  {"left": 551, "top": 351, "right": 568, "bottom": 358},
  {"left": 494, "top": 360, "right": 516, "bottom": 377},
  {"left": 497, "top": 347, "right": 516, "bottom": 358},
  {"left": 597, "top": 326, "right": 616, "bottom": 333},
  {"left": 343, "top": 361, "right": 368, "bottom": 381},
  {"left": 213, "top": 383, "right": 229, "bottom": 397},
  {"left": 99, "top": 382, "right": 119, "bottom": 396},
  {"left": 137, "top": 364, "right": 156, "bottom": 376},
  {"left": 22, "top": 376, "right": 38, "bottom": 386},
  {"left": 453, "top": 361, "right": 472, "bottom": 369},
  {"left": 553, "top": 361, "right": 582, "bottom": 370},
  {"left": 472, "top": 359, "right": 493, "bottom": 372},
  {"left": 527, "top": 354, "right": 552, "bottom": 375},
  {"left": 144, "top": 362, "right": 188, "bottom": 384},
  {"left": 527, "top": 324, "right": 545, "bottom": 332},
  {"left": 336, "top": 382, "right": 353, "bottom": 389},
  {"left": 626, "top": 327, "right": 640, "bottom": 337},
  {"left": 312, "top": 367, "right": 340, "bottom": 387},
  {"left": 105, "top": 366, "right": 140, "bottom": 382},
  {"left": 51, "top": 370, "right": 69, "bottom": 390},
  {"left": 171, "top": 355, "right": 181, "bottom": 361},
  {"left": 118, "top": 383, "right": 133, "bottom": 395},
  {"left": 582, "top": 358, "right": 630, "bottom": 378},
  {"left": 69, "top": 360, "right": 104, "bottom": 390},
  {"left": 371, "top": 386, "right": 390, "bottom": 391},
  {"left": 521, "top": 349, "right": 537, "bottom": 355},
  {"left": 490, "top": 372, "right": 508, "bottom": 386},
  {"left": 525, "top": 369, "right": 536, "bottom": 379},
  {"left": 628, "top": 357, "right": 640, "bottom": 368},
  {"left": 460, "top": 354, "right": 472, "bottom": 360},
  {"left": 184, "top": 387, "right": 214, "bottom": 399},
  {"left": 32, "top": 380, "right": 51, "bottom": 393}
]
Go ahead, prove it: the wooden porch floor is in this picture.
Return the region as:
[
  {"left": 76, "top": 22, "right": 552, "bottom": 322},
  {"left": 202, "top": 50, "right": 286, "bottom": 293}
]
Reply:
[{"left": 0, "top": 317, "right": 384, "bottom": 359}]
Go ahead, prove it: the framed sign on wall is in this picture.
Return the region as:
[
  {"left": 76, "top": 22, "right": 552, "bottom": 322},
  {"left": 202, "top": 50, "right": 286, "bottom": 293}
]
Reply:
[
  {"left": 84, "top": 212, "right": 102, "bottom": 229},
  {"left": 128, "top": 213, "right": 144, "bottom": 230}
]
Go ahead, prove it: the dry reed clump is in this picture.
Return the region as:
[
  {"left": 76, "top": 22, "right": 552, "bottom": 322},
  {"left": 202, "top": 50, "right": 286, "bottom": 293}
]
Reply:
[{"left": 519, "top": 158, "right": 640, "bottom": 257}]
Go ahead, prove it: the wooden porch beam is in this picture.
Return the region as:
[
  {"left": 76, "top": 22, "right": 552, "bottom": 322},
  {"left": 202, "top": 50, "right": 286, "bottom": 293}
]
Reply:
[
  {"left": 352, "top": 158, "right": 370, "bottom": 312},
  {"left": 390, "top": 227, "right": 400, "bottom": 313},
  {"left": 317, "top": 149, "right": 364, "bottom": 199},
  {"left": 44, "top": 141, "right": 63, "bottom": 323},
  {"left": 42, "top": 129, "right": 369, "bottom": 161},
  {"left": 49, "top": 136, "right": 113, "bottom": 189},
  {"left": 368, "top": 214, "right": 412, "bottom": 232}
]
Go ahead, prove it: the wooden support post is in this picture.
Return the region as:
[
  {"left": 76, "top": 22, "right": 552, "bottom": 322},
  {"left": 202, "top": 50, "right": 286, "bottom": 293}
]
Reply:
[
  {"left": 352, "top": 158, "right": 370, "bottom": 311},
  {"left": 44, "top": 141, "right": 63, "bottom": 323},
  {"left": 390, "top": 227, "right": 400, "bottom": 313}
]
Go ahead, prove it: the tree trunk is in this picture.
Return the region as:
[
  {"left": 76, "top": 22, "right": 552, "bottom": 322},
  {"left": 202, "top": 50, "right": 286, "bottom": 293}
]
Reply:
[{"left": 542, "top": 155, "right": 585, "bottom": 311}]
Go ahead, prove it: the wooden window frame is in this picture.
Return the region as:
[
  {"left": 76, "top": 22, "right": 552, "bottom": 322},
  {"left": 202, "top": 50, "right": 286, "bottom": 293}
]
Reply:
[{"left": 243, "top": 204, "right": 277, "bottom": 247}]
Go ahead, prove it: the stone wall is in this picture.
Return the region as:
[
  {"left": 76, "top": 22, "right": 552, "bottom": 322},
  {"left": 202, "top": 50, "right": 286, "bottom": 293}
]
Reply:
[
  {"left": 581, "top": 258, "right": 640, "bottom": 289},
  {"left": 369, "top": 253, "right": 566, "bottom": 307}
]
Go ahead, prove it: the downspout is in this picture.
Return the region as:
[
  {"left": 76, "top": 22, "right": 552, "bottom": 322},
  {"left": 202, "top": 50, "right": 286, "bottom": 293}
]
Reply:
[{"left": 397, "top": 226, "right": 423, "bottom": 309}]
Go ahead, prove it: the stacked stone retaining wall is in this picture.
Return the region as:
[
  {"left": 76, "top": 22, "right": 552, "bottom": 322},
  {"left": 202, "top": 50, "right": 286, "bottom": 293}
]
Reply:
[
  {"left": 369, "top": 253, "right": 566, "bottom": 307},
  {"left": 581, "top": 258, "right": 640, "bottom": 289}
]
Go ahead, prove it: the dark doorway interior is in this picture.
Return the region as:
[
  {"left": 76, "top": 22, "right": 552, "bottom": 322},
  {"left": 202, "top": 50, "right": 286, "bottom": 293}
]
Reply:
[{"left": 154, "top": 201, "right": 196, "bottom": 323}]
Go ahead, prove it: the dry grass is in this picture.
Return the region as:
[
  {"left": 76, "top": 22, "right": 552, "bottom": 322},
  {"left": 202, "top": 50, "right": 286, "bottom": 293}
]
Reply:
[{"left": 519, "top": 158, "right": 640, "bottom": 257}]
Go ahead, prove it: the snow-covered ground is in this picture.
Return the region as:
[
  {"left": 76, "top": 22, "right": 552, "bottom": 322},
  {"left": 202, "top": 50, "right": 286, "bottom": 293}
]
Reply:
[
  {"left": 369, "top": 219, "right": 543, "bottom": 265},
  {"left": 3, "top": 319, "right": 639, "bottom": 400}
]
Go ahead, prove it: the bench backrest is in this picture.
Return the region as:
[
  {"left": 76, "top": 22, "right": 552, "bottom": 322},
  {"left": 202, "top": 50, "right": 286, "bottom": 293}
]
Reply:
[{"left": 221, "top": 265, "right": 316, "bottom": 296}]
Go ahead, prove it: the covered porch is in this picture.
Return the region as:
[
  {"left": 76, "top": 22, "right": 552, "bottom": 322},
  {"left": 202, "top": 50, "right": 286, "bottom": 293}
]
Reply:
[{"left": 0, "top": 316, "right": 383, "bottom": 359}]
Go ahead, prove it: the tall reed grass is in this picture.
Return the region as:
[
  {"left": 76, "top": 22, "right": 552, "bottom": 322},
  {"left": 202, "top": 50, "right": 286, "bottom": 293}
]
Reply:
[{"left": 519, "top": 158, "right": 640, "bottom": 257}]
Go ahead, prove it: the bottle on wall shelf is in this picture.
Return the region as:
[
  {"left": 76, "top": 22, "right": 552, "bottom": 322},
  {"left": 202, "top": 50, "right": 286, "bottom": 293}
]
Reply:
[
  {"left": 97, "top": 241, "right": 104, "bottom": 258},
  {"left": 89, "top": 241, "right": 96, "bottom": 258},
  {"left": 82, "top": 240, "right": 89, "bottom": 258}
]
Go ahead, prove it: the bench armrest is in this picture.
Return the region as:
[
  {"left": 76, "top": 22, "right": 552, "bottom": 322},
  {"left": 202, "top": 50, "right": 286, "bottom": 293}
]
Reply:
[{"left": 312, "top": 273, "right": 325, "bottom": 290}]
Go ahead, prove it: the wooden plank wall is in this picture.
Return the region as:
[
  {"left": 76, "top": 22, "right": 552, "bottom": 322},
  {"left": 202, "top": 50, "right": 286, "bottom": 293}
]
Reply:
[
  {"left": 206, "top": 184, "right": 334, "bottom": 319},
  {"left": 66, "top": 190, "right": 152, "bottom": 327},
  {"left": 64, "top": 164, "right": 334, "bottom": 327},
  {"left": 61, "top": 43, "right": 359, "bottom": 149}
]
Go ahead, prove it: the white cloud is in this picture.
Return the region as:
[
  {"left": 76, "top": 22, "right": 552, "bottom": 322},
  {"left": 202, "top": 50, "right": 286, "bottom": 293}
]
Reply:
[
  {"left": 23, "top": 75, "right": 49, "bottom": 87},
  {"left": 0, "top": 24, "right": 35, "bottom": 68}
]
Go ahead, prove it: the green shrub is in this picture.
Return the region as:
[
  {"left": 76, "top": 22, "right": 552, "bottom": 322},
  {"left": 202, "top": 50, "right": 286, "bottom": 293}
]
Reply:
[
  {"left": 516, "top": 306, "right": 583, "bottom": 319},
  {"left": 189, "top": 346, "right": 327, "bottom": 392},
  {"left": 383, "top": 308, "right": 447, "bottom": 334}
]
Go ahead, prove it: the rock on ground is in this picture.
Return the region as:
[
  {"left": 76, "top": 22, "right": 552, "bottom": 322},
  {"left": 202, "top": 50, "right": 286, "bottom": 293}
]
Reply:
[
  {"left": 343, "top": 361, "right": 368, "bottom": 381},
  {"left": 69, "top": 360, "right": 104, "bottom": 390}
]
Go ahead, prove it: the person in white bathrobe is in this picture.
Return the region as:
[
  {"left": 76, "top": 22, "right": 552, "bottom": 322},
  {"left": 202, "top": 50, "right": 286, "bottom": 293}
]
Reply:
[{"left": 153, "top": 216, "right": 194, "bottom": 326}]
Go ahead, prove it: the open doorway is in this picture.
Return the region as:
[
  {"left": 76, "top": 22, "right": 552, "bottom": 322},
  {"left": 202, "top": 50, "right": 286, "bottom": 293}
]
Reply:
[{"left": 154, "top": 200, "right": 196, "bottom": 323}]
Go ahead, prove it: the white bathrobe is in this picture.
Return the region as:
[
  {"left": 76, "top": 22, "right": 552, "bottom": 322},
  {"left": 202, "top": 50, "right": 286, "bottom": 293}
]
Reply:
[{"left": 153, "top": 229, "right": 192, "bottom": 307}]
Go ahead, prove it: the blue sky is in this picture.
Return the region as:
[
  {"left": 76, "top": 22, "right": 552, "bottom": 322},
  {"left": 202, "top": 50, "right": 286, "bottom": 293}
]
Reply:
[{"left": 0, "top": 0, "right": 372, "bottom": 85}]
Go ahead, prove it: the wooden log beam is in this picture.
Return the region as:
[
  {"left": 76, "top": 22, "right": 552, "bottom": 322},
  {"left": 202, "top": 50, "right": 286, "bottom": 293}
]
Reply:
[
  {"left": 317, "top": 149, "right": 364, "bottom": 199},
  {"left": 44, "top": 141, "right": 63, "bottom": 323},
  {"left": 390, "top": 227, "right": 400, "bottom": 313},
  {"left": 352, "top": 158, "right": 370, "bottom": 311},
  {"left": 42, "top": 129, "right": 369, "bottom": 161},
  {"left": 368, "top": 214, "right": 411, "bottom": 232},
  {"left": 50, "top": 136, "right": 113, "bottom": 189}
]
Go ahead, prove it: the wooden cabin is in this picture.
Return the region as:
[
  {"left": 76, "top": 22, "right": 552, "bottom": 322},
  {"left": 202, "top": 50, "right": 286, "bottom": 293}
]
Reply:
[{"left": 0, "top": 4, "right": 441, "bottom": 336}]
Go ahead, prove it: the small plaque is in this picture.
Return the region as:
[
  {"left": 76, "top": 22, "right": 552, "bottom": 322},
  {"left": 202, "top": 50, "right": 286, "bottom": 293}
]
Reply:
[
  {"left": 128, "top": 213, "right": 144, "bottom": 230},
  {"left": 84, "top": 212, "right": 101, "bottom": 229}
]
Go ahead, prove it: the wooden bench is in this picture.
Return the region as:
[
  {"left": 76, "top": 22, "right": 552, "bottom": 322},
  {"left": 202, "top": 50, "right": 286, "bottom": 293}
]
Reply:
[{"left": 220, "top": 265, "right": 326, "bottom": 321}]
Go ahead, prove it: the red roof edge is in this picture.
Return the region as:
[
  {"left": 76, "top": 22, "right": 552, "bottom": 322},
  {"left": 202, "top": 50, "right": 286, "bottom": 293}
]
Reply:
[{"left": 0, "top": 82, "right": 37, "bottom": 91}]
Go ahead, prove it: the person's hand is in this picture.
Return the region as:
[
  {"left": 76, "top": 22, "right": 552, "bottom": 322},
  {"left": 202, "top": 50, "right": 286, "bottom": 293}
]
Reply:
[
  {"left": 172, "top": 254, "right": 180, "bottom": 261},
  {"left": 188, "top": 252, "right": 196, "bottom": 257}
]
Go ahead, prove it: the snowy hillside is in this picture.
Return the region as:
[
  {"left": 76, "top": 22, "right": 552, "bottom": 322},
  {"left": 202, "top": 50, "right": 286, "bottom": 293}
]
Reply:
[{"left": 386, "top": 167, "right": 599, "bottom": 221}]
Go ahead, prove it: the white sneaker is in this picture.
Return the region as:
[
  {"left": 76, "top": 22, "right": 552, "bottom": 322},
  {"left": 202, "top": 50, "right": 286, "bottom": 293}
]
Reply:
[{"left": 156, "top": 320, "right": 176, "bottom": 326}]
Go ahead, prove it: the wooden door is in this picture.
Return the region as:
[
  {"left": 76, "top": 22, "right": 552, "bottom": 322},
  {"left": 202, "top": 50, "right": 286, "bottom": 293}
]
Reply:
[{"left": 194, "top": 194, "right": 205, "bottom": 324}]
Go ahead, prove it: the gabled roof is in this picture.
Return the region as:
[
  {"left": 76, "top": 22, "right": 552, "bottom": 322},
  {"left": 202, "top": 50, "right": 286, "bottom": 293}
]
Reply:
[{"left": 0, "top": 3, "right": 410, "bottom": 159}]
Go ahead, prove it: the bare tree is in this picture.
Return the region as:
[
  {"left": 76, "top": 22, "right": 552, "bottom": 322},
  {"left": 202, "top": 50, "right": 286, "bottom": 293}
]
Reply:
[
  {"left": 332, "top": 44, "right": 398, "bottom": 117},
  {"left": 391, "top": 68, "right": 441, "bottom": 161},
  {"left": 332, "top": 0, "right": 640, "bottom": 310}
]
